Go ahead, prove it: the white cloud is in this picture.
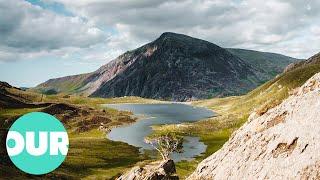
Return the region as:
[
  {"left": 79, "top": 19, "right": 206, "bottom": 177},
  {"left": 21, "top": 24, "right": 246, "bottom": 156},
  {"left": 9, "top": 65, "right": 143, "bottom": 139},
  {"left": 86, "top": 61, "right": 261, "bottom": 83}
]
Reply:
[
  {"left": 1, "top": 0, "right": 320, "bottom": 62},
  {"left": 51, "top": 0, "right": 320, "bottom": 59},
  {"left": 0, "top": 0, "right": 106, "bottom": 61}
]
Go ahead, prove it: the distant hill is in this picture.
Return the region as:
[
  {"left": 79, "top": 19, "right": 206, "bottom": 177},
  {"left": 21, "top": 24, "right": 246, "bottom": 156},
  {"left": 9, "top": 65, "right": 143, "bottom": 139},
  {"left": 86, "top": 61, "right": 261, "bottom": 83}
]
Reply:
[
  {"left": 34, "top": 32, "right": 298, "bottom": 101},
  {"left": 0, "top": 81, "right": 43, "bottom": 108},
  {"left": 36, "top": 73, "right": 92, "bottom": 95},
  {"left": 227, "top": 48, "right": 299, "bottom": 78}
]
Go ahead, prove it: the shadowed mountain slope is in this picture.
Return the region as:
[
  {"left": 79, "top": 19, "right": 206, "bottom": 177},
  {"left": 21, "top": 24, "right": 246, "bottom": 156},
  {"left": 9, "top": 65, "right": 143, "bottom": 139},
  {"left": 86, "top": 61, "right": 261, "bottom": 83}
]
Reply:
[
  {"left": 35, "top": 32, "right": 298, "bottom": 101},
  {"left": 227, "top": 48, "right": 298, "bottom": 78}
]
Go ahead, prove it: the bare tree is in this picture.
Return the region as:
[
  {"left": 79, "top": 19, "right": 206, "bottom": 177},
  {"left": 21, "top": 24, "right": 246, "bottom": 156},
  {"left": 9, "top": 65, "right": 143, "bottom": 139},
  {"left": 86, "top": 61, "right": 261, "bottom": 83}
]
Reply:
[{"left": 144, "top": 133, "right": 183, "bottom": 160}]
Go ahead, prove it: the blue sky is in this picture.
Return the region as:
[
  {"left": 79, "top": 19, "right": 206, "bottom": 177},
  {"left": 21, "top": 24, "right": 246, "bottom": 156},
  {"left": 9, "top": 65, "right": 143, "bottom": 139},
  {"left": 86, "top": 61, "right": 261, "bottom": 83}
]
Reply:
[
  {"left": 0, "top": 57, "right": 101, "bottom": 87},
  {"left": 26, "top": 0, "right": 73, "bottom": 16},
  {"left": 0, "top": 0, "right": 117, "bottom": 87},
  {"left": 0, "top": 1, "right": 97, "bottom": 87},
  {"left": 0, "top": 0, "right": 319, "bottom": 87}
]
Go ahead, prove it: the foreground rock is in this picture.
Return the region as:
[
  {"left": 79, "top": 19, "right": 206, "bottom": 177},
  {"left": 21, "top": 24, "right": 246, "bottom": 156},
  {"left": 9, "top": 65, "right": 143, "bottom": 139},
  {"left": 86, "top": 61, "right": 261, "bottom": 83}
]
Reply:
[
  {"left": 117, "top": 159, "right": 178, "bottom": 180},
  {"left": 188, "top": 73, "right": 320, "bottom": 179}
]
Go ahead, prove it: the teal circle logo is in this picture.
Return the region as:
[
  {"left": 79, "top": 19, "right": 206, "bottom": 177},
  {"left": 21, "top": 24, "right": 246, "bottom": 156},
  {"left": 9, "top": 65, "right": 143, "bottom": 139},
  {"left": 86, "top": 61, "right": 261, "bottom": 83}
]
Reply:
[{"left": 6, "top": 112, "right": 69, "bottom": 175}]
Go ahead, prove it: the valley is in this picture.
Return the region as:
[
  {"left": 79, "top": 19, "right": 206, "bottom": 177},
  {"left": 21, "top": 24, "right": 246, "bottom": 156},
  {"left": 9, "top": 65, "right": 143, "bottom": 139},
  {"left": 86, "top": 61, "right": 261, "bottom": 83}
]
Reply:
[
  {"left": 1, "top": 1, "right": 319, "bottom": 179},
  {"left": 150, "top": 50, "right": 320, "bottom": 178},
  {"left": 0, "top": 87, "right": 158, "bottom": 179},
  {"left": 1, "top": 33, "right": 319, "bottom": 179}
]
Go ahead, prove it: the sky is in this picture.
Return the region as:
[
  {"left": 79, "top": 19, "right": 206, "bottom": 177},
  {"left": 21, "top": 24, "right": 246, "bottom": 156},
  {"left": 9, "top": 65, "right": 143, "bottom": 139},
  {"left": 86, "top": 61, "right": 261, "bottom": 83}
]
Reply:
[{"left": 0, "top": 0, "right": 320, "bottom": 87}]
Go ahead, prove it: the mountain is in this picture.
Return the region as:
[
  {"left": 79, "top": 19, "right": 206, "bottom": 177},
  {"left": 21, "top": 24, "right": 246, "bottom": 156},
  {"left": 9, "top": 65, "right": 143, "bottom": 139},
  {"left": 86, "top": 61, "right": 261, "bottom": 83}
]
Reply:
[
  {"left": 188, "top": 72, "right": 320, "bottom": 179},
  {"left": 90, "top": 32, "right": 263, "bottom": 100},
  {"left": 227, "top": 48, "right": 298, "bottom": 78},
  {"left": 34, "top": 32, "right": 298, "bottom": 101}
]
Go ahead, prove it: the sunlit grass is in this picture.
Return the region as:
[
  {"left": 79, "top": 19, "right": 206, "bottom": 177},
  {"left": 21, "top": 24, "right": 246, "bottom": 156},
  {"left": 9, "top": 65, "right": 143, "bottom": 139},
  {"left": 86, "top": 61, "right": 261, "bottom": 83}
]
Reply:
[
  {"left": 2, "top": 63, "right": 319, "bottom": 179},
  {"left": 150, "top": 63, "right": 320, "bottom": 179},
  {"left": 0, "top": 95, "right": 158, "bottom": 179}
]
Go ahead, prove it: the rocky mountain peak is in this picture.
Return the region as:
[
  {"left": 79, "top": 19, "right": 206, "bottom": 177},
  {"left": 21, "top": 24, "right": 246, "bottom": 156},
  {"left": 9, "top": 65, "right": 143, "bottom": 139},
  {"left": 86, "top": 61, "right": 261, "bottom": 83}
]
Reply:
[
  {"left": 153, "top": 32, "right": 221, "bottom": 52},
  {"left": 90, "top": 32, "right": 260, "bottom": 101},
  {"left": 188, "top": 72, "right": 320, "bottom": 179},
  {"left": 157, "top": 32, "right": 196, "bottom": 42},
  {"left": 35, "top": 33, "right": 298, "bottom": 101}
]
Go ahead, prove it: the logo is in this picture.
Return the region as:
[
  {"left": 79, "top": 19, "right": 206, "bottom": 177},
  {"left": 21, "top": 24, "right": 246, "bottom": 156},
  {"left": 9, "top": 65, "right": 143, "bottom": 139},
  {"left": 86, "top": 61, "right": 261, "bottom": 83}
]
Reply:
[{"left": 6, "top": 112, "right": 69, "bottom": 175}]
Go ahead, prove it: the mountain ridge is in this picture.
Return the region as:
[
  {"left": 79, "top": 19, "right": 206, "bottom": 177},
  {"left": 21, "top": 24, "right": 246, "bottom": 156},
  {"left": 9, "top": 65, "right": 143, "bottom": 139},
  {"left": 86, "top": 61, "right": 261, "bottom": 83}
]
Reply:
[
  {"left": 284, "top": 52, "right": 320, "bottom": 73},
  {"left": 90, "top": 32, "right": 261, "bottom": 100},
  {"left": 227, "top": 48, "right": 298, "bottom": 77},
  {"left": 34, "top": 32, "right": 299, "bottom": 101}
]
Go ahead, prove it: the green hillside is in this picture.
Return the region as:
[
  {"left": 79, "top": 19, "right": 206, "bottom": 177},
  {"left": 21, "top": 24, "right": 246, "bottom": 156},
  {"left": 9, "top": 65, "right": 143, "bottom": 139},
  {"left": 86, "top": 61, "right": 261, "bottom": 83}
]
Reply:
[
  {"left": 196, "top": 61, "right": 320, "bottom": 115},
  {"left": 227, "top": 48, "right": 299, "bottom": 78},
  {"left": 152, "top": 57, "right": 320, "bottom": 178},
  {"left": 33, "top": 73, "right": 91, "bottom": 95}
]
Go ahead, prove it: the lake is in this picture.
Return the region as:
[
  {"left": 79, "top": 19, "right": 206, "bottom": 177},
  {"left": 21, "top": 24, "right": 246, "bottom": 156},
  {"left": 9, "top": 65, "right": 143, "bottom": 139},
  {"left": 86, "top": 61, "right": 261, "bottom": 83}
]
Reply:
[{"left": 103, "top": 103, "right": 214, "bottom": 162}]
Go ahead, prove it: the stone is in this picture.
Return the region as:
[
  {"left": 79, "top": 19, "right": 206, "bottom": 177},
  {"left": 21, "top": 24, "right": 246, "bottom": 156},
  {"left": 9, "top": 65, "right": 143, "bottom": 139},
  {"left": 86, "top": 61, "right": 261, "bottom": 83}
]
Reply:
[
  {"left": 188, "top": 73, "right": 320, "bottom": 179},
  {"left": 117, "top": 159, "right": 179, "bottom": 180}
]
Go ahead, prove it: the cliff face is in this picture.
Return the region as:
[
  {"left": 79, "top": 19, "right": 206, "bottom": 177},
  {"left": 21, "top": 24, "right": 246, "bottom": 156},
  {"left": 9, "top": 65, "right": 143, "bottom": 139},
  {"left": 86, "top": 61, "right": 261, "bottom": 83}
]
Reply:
[
  {"left": 188, "top": 72, "right": 320, "bottom": 179},
  {"left": 284, "top": 52, "right": 320, "bottom": 73},
  {"left": 91, "top": 32, "right": 261, "bottom": 101}
]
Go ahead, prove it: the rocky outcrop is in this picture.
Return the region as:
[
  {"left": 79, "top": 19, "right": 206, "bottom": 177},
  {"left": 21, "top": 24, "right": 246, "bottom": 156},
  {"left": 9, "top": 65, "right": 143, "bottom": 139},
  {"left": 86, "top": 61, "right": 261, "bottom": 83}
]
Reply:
[
  {"left": 117, "top": 159, "right": 178, "bottom": 180},
  {"left": 188, "top": 73, "right": 320, "bottom": 179},
  {"left": 284, "top": 52, "right": 320, "bottom": 73}
]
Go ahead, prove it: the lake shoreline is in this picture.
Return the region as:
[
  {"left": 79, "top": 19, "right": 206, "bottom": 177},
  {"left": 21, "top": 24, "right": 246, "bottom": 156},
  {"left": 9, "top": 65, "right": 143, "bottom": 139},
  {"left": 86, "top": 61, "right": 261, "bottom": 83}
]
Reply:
[{"left": 103, "top": 103, "right": 215, "bottom": 162}]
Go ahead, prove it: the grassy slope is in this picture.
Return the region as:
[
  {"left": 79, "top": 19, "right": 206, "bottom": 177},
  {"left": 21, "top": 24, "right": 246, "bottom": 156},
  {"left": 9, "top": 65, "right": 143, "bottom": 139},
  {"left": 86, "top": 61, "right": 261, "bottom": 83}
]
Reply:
[
  {"left": 43, "top": 95, "right": 165, "bottom": 107},
  {"left": 1, "top": 125, "right": 143, "bottom": 179},
  {"left": 195, "top": 63, "right": 320, "bottom": 115},
  {"left": 56, "top": 130, "right": 144, "bottom": 179},
  {"left": 2, "top": 63, "right": 319, "bottom": 179},
  {"left": 0, "top": 94, "right": 163, "bottom": 179},
  {"left": 32, "top": 73, "right": 91, "bottom": 94},
  {"left": 227, "top": 48, "right": 298, "bottom": 78},
  {"left": 152, "top": 63, "right": 320, "bottom": 179}
]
